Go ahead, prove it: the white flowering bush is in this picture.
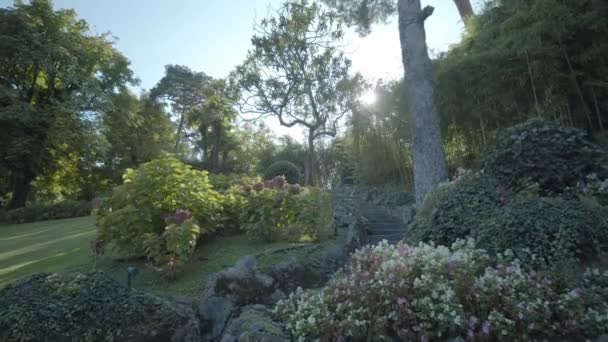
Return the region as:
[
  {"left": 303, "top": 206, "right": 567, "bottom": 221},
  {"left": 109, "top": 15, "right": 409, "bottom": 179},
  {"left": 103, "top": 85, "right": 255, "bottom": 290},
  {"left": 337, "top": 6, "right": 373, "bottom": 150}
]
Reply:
[{"left": 275, "top": 240, "right": 608, "bottom": 341}]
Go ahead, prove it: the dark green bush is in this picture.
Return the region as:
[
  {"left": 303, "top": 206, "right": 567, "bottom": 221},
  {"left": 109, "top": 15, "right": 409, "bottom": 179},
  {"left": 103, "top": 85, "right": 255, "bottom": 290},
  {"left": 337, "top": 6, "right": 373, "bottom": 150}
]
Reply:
[
  {"left": 264, "top": 161, "right": 301, "bottom": 184},
  {"left": 475, "top": 195, "right": 608, "bottom": 265},
  {"left": 408, "top": 173, "right": 501, "bottom": 246},
  {"left": 0, "top": 272, "right": 186, "bottom": 341},
  {"left": 481, "top": 119, "right": 608, "bottom": 195},
  {"left": 0, "top": 200, "right": 90, "bottom": 224},
  {"left": 408, "top": 119, "right": 608, "bottom": 267}
]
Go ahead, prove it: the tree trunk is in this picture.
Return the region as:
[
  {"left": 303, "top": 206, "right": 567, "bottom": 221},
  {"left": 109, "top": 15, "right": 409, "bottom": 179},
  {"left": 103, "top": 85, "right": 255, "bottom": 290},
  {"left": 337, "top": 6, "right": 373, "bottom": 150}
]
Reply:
[
  {"left": 304, "top": 130, "right": 315, "bottom": 186},
  {"left": 9, "top": 170, "right": 35, "bottom": 209},
  {"left": 211, "top": 123, "right": 222, "bottom": 173},
  {"left": 221, "top": 149, "right": 229, "bottom": 172},
  {"left": 453, "top": 0, "right": 474, "bottom": 21},
  {"left": 398, "top": 0, "right": 449, "bottom": 206},
  {"left": 200, "top": 124, "right": 209, "bottom": 168},
  {"left": 175, "top": 108, "right": 187, "bottom": 152},
  {"left": 524, "top": 49, "right": 541, "bottom": 117}
]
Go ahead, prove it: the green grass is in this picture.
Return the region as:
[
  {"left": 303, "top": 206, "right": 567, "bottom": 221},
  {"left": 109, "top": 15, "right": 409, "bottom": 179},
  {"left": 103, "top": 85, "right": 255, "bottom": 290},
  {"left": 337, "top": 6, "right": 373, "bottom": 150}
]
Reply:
[
  {"left": 1, "top": 216, "right": 344, "bottom": 299},
  {"left": 0, "top": 216, "right": 96, "bottom": 287}
]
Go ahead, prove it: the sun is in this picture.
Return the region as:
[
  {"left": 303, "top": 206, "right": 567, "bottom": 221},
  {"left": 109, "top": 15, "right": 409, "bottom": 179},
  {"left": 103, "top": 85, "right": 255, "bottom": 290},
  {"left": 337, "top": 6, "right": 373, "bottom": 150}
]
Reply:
[{"left": 360, "top": 89, "right": 377, "bottom": 106}]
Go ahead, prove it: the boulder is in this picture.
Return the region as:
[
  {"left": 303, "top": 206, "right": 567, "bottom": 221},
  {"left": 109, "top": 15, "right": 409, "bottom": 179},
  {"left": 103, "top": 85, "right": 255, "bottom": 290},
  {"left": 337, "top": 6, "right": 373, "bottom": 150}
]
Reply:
[
  {"left": 268, "top": 257, "right": 321, "bottom": 293},
  {"left": 222, "top": 305, "right": 287, "bottom": 342},
  {"left": 199, "top": 295, "right": 236, "bottom": 341}
]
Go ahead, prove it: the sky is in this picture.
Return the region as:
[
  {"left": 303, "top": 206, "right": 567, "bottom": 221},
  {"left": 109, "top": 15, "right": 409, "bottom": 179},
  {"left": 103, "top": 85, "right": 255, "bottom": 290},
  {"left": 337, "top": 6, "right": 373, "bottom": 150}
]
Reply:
[{"left": 1, "top": 0, "right": 471, "bottom": 139}]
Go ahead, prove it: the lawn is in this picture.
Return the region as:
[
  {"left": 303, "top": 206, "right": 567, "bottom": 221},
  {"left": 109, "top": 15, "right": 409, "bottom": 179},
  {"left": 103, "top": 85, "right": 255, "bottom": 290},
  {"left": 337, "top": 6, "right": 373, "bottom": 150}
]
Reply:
[
  {"left": 1, "top": 216, "right": 344, "bottom": 298},
  {"left": 0, "top": 216, "right": 96, "bottom": 287}
]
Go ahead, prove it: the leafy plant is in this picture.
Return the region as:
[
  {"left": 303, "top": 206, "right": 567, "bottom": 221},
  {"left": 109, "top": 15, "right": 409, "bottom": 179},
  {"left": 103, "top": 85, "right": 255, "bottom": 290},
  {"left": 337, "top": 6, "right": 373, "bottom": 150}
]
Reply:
[
  {"left": 264, "top": 160, "right": 301, "bottom": 185},
  {"left": 408, "top": 120, "right": 608, "bottom": 268},
  {"left": 242, "top": 177, "right": 331, "bottom": 242},
  {"left": 276, "top": 240, "right": 608, "bottom": 340},
  {"left": 481, "top": 119, "right": 608, "bottom": 195},
  {"left": 96, "top": 156, "right": 220, "bottom": 261},
  {"left": 0, "top": 272, "right": 187, "bottom": 341},
  {"left": 0, "top": 200, "right": 90, "bottom": 224}
]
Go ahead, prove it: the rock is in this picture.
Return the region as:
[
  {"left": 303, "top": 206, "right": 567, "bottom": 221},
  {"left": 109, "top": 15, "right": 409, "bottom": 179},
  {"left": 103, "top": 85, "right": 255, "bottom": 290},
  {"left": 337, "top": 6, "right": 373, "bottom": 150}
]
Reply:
[
  {"left": 213, "top": 255, "right": 275, "bottom": 305},
  {"left": 168, "top": 297, "right": 201, "bottom": 342},
  {"left": 268, "top": 258, "right": 321, "bottom": 292},
  {"left": 199, "top": 295, "right": 236, "bottom": 341},
  {"left": 270, "top": 289, "right": 286, "bottom": 304},
  {"left": 222, "top": 305, "right": 287, "bottom": 342},
  {"left": 317, "top": 245, "right": 347, "bottom": 278},
  {"left": 387, "top": 205, "right": 415, "bottom": 225},
  {"left": 384, "top": 191, "right": 414, "bottom": 207},
  {"left": 345, "top": 217, "right": 367, "bottom": 252}
]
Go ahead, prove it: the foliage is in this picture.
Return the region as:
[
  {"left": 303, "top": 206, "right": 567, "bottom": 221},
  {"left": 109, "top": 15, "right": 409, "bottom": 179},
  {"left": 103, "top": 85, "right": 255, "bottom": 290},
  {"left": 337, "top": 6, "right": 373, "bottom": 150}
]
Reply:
[
  {"left": 408, "top": 120, "right": 608, "bottom": 268},
  {"left": 408, "top": 173, "right": 500, "bottom": 246},
  {"left": 264, "top": 161, "right": 301, "bottom": 185},
  {"left": 0, "top": 200, "right": 90, "bottom": 224},
  {"left": 242, "top": 177, "right": 332, "bottom": 242},
  {"left": 103, "top": 91, "right": 175, "bottom": 178},
  {"left": 276, "top": 240, "right": 608, "bottom": 340},
  {"left": 340, "top": 81, "right": 415, "bottom": 186},
  {"left": 96, "top": 156, "right": 220, "bottom": 263},
  {"left": 0, "top": 0, "right": 135, "bottom": 208},
  {"left": 235, "top": 0, "right": 360, "bottom": 184},
  {"left": 475, "top": 195, "right": 608, "bottom": 267},
  {"left": 481, "top": 119, "right": 608, "bottom": 194},
  {"left": 150, "top": 64, "right": 212, "bottom": 151},
  {"left": 0, "top": 272, "right": 185, "bottom": 341}
]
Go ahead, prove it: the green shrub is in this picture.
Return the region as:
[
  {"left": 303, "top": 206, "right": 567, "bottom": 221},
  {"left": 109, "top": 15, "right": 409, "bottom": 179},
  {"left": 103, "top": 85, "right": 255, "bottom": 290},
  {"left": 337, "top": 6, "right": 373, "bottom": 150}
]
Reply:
[
  {"left": 408, "top": 173, "right": 502, "bottom": 246},
  {"left": 242, "top": 178, "right": 331, "bottom": 242},
  {"left": 96, "top": 156, "right": 221, "bottom": 265},
  {"left": 218, "top": 186, "right": 249, "bottom": 235},
  {"left": 408, "top": 120, "right": 608, "bottom": 267},
  {"left": 276, "top": 240, "right": 608, "bottom": 340},
  {"left": 482, "top": 119, "right": 608, "bottom": 195},
  {"left": 264, "top": 161, "right": 301, "bottom": 184},
  {"left": 0, "top": 272, "right": 187, "bottom": 341},
  {"left": 476, "top": 195, "right": 608, "bottom": 266},
  {"left": 0, "top": 200, "right": 90, "bottom": 224}
]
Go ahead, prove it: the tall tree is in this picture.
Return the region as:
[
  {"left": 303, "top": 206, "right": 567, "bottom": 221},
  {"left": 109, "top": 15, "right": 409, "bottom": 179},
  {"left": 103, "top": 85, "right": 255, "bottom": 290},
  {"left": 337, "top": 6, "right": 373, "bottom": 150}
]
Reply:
[
  {"left": 150, "top": 65, "right": 211, "bottom": 152},
  {"left": 187, "top": 78, "right": 238, "bottom": 172},
  {"left": 453, "top": 0, "right": 474, "bottom": 20},
  {"left": 0, "top": 0, "right": 134, "bottom": 208},
  {"left": 235, "top": 0, "right": 358, "bottom": 185},
  {"left": 103, "top": 92, "right": 174, "bottom": 175},
  {"left": 323, "top": 0, "right": 448, "bottom": 205}
]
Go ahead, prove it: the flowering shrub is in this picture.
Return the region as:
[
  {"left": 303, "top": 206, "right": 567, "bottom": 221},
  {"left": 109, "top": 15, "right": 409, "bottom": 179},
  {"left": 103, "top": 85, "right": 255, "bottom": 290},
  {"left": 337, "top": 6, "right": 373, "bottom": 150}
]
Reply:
[
  {"left": 96, "top": 156, "right": 220, "bottom": 261},
  {"left": 275, "top": 240, "right": 608, "bottom": 341},
  {"left": 241, "top": 176, "right": 331, "bottom": 242}
]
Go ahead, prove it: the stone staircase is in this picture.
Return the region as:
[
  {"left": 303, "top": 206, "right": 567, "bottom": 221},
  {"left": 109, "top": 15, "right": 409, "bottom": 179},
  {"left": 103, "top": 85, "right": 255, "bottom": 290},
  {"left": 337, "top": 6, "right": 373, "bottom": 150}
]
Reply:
[{"left": 360, "top": 205, "right": 408, "bottom": 245}]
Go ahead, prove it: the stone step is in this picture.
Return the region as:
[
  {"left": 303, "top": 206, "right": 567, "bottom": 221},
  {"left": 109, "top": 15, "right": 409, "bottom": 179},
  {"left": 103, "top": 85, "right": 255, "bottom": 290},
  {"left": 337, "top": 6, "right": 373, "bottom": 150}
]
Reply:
[
  {"left": 367, "top": 222, "right": 405, "bottom": 230},
  {"left": 367, "top": 236, "right": 402, "bottom": 245},
  {"left": 367, "top": 228, "right": 407, "bottom": 235},
  {"left": 363, "top": 215, "right": 402, "bottom": 224},
  {"left": 367, "top": 233, "right": 403, "bottom": 241}
]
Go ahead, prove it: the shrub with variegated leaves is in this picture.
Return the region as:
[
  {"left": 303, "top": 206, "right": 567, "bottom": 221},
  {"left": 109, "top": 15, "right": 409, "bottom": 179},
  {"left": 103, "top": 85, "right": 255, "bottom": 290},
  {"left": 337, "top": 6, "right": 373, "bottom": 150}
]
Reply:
[{"left": 275, "top": 240, "right": 608, "bottom": 341}]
